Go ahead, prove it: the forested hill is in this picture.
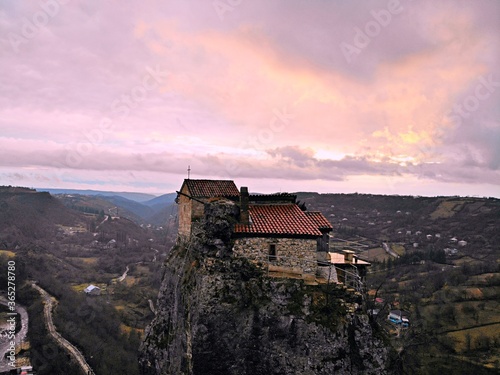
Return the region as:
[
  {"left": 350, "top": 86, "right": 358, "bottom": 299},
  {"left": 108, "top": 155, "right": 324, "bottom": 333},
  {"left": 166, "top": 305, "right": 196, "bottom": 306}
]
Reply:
[
  {"left": 296, "top": 193, "right": 500, "bottom": 254},
  {"left": 0, "top": 186, "right": 169, "bottom": 374},
  {"left": 0, "top": 186, "right": 83, "bottom": 247}
]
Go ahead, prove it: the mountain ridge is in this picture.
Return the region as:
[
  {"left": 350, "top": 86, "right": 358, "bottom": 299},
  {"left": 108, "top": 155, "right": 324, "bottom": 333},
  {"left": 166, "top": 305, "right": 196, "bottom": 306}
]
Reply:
[{"left": 35, "top": 188, "right": 159, "bottom": 202}]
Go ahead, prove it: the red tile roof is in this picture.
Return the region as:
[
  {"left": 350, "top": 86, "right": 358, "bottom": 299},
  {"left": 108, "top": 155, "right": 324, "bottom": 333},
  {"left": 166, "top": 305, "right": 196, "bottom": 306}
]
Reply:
[
  {"left": 182, "top": 179, "right": 239, "bottom": 198},
  {"left": 234, "top": 204, "right": 323, "bottom": 236},
  {"left": 304, "top": 211, "right": 333, "bottom": 231}
]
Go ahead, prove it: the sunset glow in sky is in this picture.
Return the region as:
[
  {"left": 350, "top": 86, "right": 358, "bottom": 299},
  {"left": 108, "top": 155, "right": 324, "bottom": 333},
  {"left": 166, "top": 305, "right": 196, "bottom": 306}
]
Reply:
[{"left": 1, "top": 0, "right": 499, "bottom": 197}]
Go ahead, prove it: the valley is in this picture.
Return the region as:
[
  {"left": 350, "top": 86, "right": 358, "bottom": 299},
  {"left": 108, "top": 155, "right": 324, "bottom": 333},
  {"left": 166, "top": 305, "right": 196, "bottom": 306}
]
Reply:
[
  {"left": 0, "top": 186, "right": 176, "bottom": 374},
  {"left": 298, "top": 192, "right": 500, "bottom": 374},
  {"left": 0, "top": 186, "right": 498, "bottom": 374}
]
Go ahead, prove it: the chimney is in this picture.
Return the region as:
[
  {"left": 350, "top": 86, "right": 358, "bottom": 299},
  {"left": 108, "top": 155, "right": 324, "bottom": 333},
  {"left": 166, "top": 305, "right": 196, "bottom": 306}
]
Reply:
[
  {"left": 240, "top": 186, "right": 249, "bottom": 225},
  {"left": 343, "top": 249, "right": 355, "bottom": 264}
]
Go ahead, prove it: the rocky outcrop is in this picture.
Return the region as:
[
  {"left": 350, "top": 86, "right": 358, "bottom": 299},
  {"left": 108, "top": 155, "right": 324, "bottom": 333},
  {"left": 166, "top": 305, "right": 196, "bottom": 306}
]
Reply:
[{"left": 139, "top": 201, "right": 390, "bottom": 374}]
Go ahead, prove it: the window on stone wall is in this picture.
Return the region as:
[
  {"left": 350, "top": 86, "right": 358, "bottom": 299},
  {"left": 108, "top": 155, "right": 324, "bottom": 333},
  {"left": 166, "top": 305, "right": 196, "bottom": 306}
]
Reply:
[{"left": 269, "top": 244, "right": 277, "bottom": 261}]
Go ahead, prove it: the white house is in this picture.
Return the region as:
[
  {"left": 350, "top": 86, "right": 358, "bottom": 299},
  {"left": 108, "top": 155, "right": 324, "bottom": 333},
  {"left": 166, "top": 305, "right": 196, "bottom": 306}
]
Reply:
[{"left": 84, "top": 285, "right": 101, "bottom": 296}]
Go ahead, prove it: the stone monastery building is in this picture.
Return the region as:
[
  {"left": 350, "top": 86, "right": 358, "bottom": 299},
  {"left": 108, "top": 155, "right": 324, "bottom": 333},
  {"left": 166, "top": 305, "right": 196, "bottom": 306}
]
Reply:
[{"left": 176, "top": 179, "right": 366, "bottom": 281}]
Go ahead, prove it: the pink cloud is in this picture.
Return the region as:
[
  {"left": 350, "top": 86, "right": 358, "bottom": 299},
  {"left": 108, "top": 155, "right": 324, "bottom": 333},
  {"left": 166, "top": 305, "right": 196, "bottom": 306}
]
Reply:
[{"left": 0, "top": 0, "right": 498, "bottom": 197}]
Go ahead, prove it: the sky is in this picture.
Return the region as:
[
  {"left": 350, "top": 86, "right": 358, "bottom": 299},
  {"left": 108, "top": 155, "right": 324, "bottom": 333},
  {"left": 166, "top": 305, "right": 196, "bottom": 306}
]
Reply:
[{"left": 1, "top": 0, "right": 499, "bottom": 197}]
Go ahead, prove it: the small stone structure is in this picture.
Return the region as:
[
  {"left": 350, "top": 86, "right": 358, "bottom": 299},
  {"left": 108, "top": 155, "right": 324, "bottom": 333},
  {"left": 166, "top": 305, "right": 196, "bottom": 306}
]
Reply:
[{"left": 176, "top": 179, "right": 239, "bottom": 238}]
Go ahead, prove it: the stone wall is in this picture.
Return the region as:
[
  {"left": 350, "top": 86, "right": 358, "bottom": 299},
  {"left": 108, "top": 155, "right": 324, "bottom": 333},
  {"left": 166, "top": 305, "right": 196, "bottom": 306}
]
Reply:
[
  {"left": 178, "top": 185, "right": 206, "bottom": 238},
  {"left": 178, "top": 191, "right": 192, "bottom": 237},
  {"left": 191, "top": 200, "right": 205, "bottom": 220},
  {"left": 233, "top": 237, "right": 318, "bottom": 275}
]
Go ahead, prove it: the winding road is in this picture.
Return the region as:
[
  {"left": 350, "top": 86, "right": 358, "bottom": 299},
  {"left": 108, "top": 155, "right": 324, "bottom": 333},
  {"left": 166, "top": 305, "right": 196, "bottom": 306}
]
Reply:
[
  {"left": 118, "top": 266, "right": 130, "bottom": 282},
  {"left": 31, "top": 283, "right": 95, "bottom": 375},
  {"left": 382, "top": 242, "right": 399, "bottom": 258}
]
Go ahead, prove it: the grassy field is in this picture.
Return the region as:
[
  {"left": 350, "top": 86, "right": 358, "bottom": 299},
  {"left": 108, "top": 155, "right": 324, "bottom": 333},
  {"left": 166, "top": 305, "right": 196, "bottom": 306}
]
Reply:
[
  {"left": 469, "top": 273, "right": 499, "bottom": 285},
  {"left": 362, "top": 247, "right": 391, "bottom": 262},
  {"left": 67, "top": 257, "right": 99, "bottom": 265},
  {"left": 446, "top": 323, "right": 500, "bottom": 370},
  {"left": 123, "top": 276, "right": 137, "bottom": 286},
  {"left": 71, "top": 282, "right": 107, "bottom": 293},
  {"left": 56, "top": 224, "right": 88, "bottom": 233},
  {"left": 430, "top": 200, "right": 465, "bottom": 219},
  {"left": 391, "top": 244, "right": 405, "bottom": 256},
  {"left": 0, "top": 250, "right": 16, "bottom": 258},
  {"left": 120, "top": 323, "right": 144, "bottom": 335}
]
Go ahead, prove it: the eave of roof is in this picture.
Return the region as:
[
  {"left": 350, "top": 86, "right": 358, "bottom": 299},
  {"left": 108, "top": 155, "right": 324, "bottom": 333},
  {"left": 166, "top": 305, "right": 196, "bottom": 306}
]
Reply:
[{"left": 304, "top": 211, "right": 333, "bottom": 230}]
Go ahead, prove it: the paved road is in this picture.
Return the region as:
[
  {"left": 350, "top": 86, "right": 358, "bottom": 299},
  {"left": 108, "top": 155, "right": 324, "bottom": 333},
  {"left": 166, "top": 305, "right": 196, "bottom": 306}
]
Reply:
[
  {"left": 32, "top": 283, "right": 95, "bottom": 375},
  {"left": 148, "top": 299, "right": 155, "bottom": 314},
  {"left": 118, "top": 265, "right": 129, "bottom": 282},
  {"left": 382, "top": 242, "right": 399, "bottom": 258}
]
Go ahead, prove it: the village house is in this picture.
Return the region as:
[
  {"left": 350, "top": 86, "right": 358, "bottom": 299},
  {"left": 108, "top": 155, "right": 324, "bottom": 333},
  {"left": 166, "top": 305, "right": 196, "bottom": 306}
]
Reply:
[{"left": 84, "top": 284, "right": 101, "bottom": 296}]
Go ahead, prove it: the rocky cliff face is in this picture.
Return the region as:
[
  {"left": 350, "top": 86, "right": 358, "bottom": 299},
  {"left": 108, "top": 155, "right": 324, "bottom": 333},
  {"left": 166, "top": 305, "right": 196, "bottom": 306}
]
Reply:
[{"left": 139, "top": 201, "right": 390, "bottom": 374}]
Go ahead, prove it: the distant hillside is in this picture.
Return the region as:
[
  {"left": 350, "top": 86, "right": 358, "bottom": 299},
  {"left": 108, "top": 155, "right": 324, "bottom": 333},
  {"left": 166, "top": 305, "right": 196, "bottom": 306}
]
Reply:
[
  {"left": 97, "top": 195, "right": 156, "bottom": 219},
  {"left": 141, "top": 193, "right": 178, "bottom": 226},
  {"left": 145, "top": 202, "right": 178, "bottom": 226},
  {"left": 295, "top": 193, "right": 500, "bottom": 253},
  {"left": 54, "top": 192, "right": 178, "bottom": 226},
  {"left": 36, "top": 188, "right": 157, "bottom": 202},
  {"left": 142, "top": 193, "right": 177, "bottom": 208},
  {"left": 54, "top": 194, "right": 146, "bottom": 223},
  {"left": 0, "top": 187, "right": 84, "bottom": 248}
]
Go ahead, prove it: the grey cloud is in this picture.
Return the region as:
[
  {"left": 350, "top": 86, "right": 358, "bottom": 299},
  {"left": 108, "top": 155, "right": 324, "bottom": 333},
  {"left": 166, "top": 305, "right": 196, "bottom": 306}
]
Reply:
[
  {"left": 266, "top": 146, "right": 315, "bottom": 168},
  {"left": 1, "top": 144, "right": 499, "bottom": 187}
]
